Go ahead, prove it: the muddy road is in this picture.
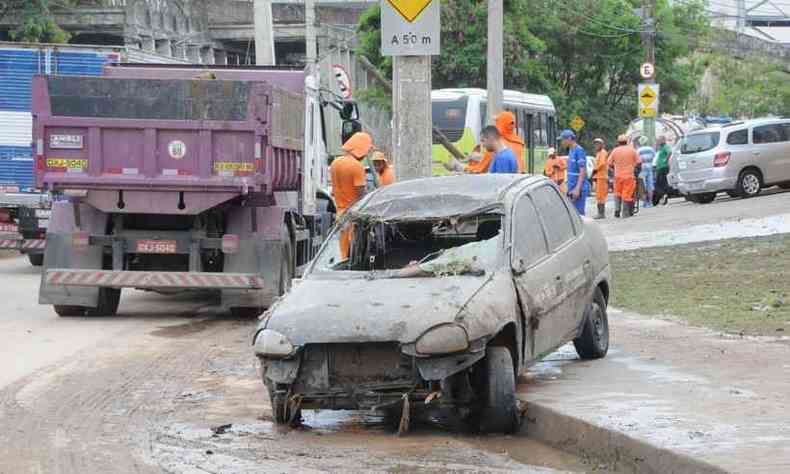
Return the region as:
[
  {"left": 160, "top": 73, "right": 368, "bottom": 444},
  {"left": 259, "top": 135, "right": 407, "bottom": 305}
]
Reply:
[{"left": 0, "top": 256, "right": 599, "bottom": 473}]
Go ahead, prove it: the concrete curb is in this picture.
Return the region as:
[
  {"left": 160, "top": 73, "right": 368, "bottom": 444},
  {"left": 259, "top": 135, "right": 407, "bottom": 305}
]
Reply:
[{"left": 522, "top": 402, "right": 728, "bottom": 474}]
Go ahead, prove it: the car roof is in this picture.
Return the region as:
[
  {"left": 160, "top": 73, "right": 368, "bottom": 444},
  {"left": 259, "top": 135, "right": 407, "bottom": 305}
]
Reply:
[
  {"left": 689, "top": 117, "right": 789, "bottom": 135},
  {"left": 349, "top": 174, "right": 542, "bottom": 222}
]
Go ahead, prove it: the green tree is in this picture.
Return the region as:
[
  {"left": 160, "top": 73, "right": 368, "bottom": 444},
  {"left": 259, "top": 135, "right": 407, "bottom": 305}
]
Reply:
[{"left": 0, "top": 0, "right": 74, "bottom": 43}]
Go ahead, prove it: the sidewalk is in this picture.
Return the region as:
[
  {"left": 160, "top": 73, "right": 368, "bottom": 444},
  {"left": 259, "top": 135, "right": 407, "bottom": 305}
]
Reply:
[{"left": 520, "top": 309, "right": 790, "bottom": 473}]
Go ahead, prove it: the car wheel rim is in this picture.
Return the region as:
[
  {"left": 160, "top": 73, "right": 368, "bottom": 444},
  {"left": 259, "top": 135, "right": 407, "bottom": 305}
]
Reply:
[
  {"left": 743, "top": 174, "right": 759, "bottom": 195},
  {"left": 590, "top": 303, "right": 608, "bottom": 349}
]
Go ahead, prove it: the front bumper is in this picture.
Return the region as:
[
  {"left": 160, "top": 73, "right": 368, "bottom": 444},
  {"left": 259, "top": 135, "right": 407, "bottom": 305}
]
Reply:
[{"left": 45, "top": 269, "right": 263, "bottom": 290}]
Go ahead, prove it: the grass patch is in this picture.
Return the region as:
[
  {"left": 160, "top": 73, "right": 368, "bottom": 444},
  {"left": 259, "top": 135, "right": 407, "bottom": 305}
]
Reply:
[{"left": 610, "top": 234, "right": 790, "bottom": 336}]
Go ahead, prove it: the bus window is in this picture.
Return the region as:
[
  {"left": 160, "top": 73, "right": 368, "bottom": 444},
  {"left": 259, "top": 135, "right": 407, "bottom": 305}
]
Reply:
[{"left": 432, "top": 97, "right": 469, "bottom": 139}]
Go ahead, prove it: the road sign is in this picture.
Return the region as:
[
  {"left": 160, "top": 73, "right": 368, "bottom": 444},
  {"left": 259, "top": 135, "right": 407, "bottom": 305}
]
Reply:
[
  {"left": 570, "top": 115, "right": 585, "bottom": 132},
  {"left": 640, "top": 62, "right": 655, "bottom": 79},
  {"left": 638, "top": 83, "right": 659, "bottom": 119},
  {"left": 381, "top": 0, "right": 440, "bottom": 56},
  {"left": 332, "top": 64, "right": 352, "bottom": 99}
]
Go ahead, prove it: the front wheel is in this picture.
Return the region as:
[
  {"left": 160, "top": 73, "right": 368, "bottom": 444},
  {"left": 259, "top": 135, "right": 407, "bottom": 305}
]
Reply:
[
  {"left": 478, "top": 346, "right": 521, "bottom": 433},
  {"left": 268, "top": 385, "right": 302, "bottom": 426},
  {"left": 574, "top": 288, "right": 609, "bottom": 360},
  {"left": 737, "top": 170, "right": 762, "bottom": 198}
]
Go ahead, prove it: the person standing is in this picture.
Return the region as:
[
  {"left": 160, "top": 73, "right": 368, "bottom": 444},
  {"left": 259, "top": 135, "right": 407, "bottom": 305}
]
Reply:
[
  {"left": 371, "top": 151, "right": 395, "bottom": 186},
  {"left": 592, "top": 138, "right": 609, "bottom": 219},
  {"left": 465, "top": 111, "right": 524, "bottom": 174},
  {"left": 637, "top": 141, "right": 656, "bottom": 208},
  {"left": 558, "top": 129, "right": 589, "bottom": 216},
  {"left": 544, "top": 147, "right": 567, "bottom": 191},
  {"left": 481, "top": 126, "right": 518, "bottom": 174},
  {"left": 608, "top": 134, "right": 641, "bottom": 218},
  {"left": 330, "top": 132, "right": 373, "bottom": 260},
  {"left": 654, "top": 135, "right": 672, "bottom": 205}
]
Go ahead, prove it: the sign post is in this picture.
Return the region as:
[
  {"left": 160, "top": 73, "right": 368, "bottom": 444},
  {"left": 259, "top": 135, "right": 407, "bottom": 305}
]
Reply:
[
  {"left": 381, "top": 0, "right": 440, "bottom": 181},
  {"left": 638, "top": 83, "right": 659, "bottom": 145}
]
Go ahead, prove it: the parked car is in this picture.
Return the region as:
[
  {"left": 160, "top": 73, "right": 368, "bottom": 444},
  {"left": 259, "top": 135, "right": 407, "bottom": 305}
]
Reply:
[
  {"left": 253, "top": 174, "right": 611, "bottom": 433},
  {"left": 674, "top": 118, "right": 790, "bottom": 203}
]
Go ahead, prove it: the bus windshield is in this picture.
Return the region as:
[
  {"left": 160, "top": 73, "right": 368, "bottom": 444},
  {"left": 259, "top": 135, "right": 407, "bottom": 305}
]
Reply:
[{"left": 432, "top": 97, "right": 468, "bottom": 131}]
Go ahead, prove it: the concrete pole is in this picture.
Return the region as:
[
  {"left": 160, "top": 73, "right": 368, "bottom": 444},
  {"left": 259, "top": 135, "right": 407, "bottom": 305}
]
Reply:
[
  {"left": 487, "top": 0, "right": 504, "bottom": 124},
  {"left": 253, "top": 0, "right": 276, "bottom": 65},
  {"left": 305, "top": 0, "right": 317, "bottom": 69},
  {"left": 392, "top": 56, "right": 432, "bottom": 180},
  {"left": 642, "top": 0, "right": 656, "bottom": 147}
]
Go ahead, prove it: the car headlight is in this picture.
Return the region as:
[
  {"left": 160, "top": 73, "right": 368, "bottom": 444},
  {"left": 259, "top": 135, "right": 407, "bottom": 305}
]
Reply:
[
  {"left": 253, "top": 329, "right": 295, "bottom": 358},
  {"left": 416, "top": 323, "right": 469, "bottom": 355}
]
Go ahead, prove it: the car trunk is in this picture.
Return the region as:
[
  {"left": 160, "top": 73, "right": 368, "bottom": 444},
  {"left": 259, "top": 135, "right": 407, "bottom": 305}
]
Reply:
[{"left": 677, "top": 131, "right": 720, "bottom": 182}]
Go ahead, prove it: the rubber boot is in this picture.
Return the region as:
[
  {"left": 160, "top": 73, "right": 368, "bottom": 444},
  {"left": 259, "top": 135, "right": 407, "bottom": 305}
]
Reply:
[
  {"left": 594, "top": 203, "right": 605, "bottom": 220},
  {"left": 613, "top": 197, "right": 622, "bottom": 218},
  {"left": 623, "top": 201, "right": 633, "bottom": 218}
]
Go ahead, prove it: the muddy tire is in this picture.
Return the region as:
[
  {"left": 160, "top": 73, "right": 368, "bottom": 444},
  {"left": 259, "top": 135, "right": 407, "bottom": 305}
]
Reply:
[
  {"left": 574, "top": 288, "right": 609, "bottom": 360},
  {"left": 27, "top": 253, "right": 43, "bottom": 266},
  {"left": 268, "top": 385, "right": 301, "bottom": 426},
  {"left": 86, "top": 288, "right": 121, "bottom": 317},
  {"left": 478, "top": 346, "right": 521, "bottom": 434},
  {"left": 737, "top": 169, "right": 762, "bottom": 198},
  {"left": 54, "top": 305, "right": 85, "bottom": 317}
]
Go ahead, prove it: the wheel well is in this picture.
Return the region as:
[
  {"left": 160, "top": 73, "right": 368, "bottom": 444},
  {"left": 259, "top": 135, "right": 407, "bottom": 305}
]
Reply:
[
  {"left": 597, "top": 280, "right": 610, "bottom": 305},
  {"left": 489, "top": 322, "right": 519, "bottom": 377},
  {"left": 739, "top": 166, "right": 763, "bottom": 184}
]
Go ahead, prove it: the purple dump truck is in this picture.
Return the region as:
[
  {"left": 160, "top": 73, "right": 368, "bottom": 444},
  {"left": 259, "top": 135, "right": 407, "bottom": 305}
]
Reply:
[{"left": 35, "top": 65, "right": 353, "bottom": 317}]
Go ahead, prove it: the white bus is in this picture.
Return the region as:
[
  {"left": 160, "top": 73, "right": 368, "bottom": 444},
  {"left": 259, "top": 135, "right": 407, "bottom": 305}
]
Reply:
[{"left": 431, "top": 88, "right": 557, "bottom": 175}]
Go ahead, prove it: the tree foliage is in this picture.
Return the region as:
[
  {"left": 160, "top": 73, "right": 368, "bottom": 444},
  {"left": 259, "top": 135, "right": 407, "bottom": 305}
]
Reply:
[
  {"left": 356, "top": 0, "right": 710, "bottom": 146},
  {"left": 0, "top": 0, "right": 74, "bottom": 43}
]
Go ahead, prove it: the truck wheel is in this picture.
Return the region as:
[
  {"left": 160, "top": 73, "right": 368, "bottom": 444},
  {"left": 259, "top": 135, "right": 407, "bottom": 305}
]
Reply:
[
  {"left": 267, "top": 385, "right": 301, "bottom": 426},
  {"left": 230, "top": 306, "right": 263, "bottom": 318},
  {"left": 54, "top": 305, "right": 85, "bottom": 317},
  {"left": 86, "top": 288, "right": 121, "bottom": 317},
  {"left": 573, "top": 288, "right": 609, "bottom": 360},
  {"left": 27, "top": 254, "right": 44, "bottom": 266},
  {"left": 478, "top": 346, "right": 521, "bottom": 434}
]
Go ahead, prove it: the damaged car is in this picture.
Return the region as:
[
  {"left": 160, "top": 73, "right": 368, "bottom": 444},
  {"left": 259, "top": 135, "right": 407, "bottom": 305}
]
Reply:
[{"left": 253, "top": 174, "right": 611, "bottom": 433}]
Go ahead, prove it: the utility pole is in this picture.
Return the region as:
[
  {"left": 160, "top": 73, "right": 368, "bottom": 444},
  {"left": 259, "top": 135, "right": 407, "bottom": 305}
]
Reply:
[
  {"left": 641, "top": 0, "right": 656, "bottom": 146},
  {"left": 487, "top": 0, "right": 504, "bottom": 124},
  {"left": 305, "top": 0, "right": 317, "bottom": 69},
  {"left": 253, "top": 0, "right": 276, "bottom": 65},
  {"left": 392, "top": 56, "right": 433, "bottom": 180}
]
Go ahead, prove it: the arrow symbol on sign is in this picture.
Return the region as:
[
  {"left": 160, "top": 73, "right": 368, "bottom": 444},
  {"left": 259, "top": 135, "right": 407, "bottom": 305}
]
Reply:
[{"left": 386, "top": 0, "right": 433, "bottom": 23}]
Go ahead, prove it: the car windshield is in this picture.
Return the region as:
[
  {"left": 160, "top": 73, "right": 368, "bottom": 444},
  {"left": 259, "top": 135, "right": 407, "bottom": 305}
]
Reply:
[
  {"left": 311, "top": 214, "right": 502, "bottom": 278},
  {"left": 681, "top": 132, "right": 720, "bottom": 154}
]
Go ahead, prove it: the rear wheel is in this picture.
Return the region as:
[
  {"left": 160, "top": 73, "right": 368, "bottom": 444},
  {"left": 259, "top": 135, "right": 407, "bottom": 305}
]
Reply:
[
  {"left": 574, "top": 288, "right": 609, "bottom": 359},
  {"left": 54, "top": 305, "right": 85, "bottom": 317},
  {"left": 478, "top": 346, "right": 521, "bottom": 433},
  {"left": 737, "top": 169, "right": 762, "bottom": 198},
  {"left": 27, "top": 253, "right": 43, "bottom": 266}
]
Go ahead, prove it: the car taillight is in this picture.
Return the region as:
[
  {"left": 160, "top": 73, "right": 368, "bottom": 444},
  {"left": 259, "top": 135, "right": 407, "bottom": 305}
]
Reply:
[
  {"left": 222, "top": 234, "right": 240, "bottom": 254},
  {"left": 714, "top": 152, "right": 730, "bottom": 167}
]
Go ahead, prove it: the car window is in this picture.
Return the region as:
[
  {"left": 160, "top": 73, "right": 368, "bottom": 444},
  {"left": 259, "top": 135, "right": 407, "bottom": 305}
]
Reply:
[
  {"left": 512, "top": 194, "right": 548, "bottom": 267},
  {"left": 681, "top": 132, "right": 720, "bottom": 154},
  {"left": 753, "top": 124, "right": 786, "bottom": 144},
  {"left": 530, "top": 185, "right": 575, "bottom": 250},
  {"left": 726, "top": 129, "right": 748, "bottom": 145}
]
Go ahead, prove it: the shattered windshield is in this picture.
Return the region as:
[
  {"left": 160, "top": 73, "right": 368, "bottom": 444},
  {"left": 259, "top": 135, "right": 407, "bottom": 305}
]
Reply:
[{"left": 311, "top": 214, "right": 503, "bottom": 278}]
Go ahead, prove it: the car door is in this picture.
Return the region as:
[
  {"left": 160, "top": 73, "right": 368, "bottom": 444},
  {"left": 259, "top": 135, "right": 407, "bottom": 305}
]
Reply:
[
  {"left": 751, "top": 124, "right": 787, "bottom": 184},
  {"left": 512, "top": 184, "right": 591, "bottom": 359}
]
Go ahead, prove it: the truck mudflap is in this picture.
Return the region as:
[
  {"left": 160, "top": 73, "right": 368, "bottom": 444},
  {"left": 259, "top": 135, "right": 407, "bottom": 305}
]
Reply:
[{"left": 45, "top": 269, "right": 263, "bottom": 290}]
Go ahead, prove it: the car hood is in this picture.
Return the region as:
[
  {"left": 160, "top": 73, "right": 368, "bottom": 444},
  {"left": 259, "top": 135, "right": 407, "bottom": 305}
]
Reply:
[{"left": 261, "top": 274, "right": 492, "bottom": 345}]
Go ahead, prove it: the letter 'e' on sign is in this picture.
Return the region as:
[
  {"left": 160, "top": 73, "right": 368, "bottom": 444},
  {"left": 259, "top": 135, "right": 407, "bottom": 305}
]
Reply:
[{"left": 381, "top": 0, "right": 440, "bottom": 56}]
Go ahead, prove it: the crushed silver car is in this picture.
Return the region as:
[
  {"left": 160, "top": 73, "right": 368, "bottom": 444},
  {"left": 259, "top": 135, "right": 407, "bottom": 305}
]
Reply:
[{"left": 253, "top": 174, "right": 611, "bottom": 433}]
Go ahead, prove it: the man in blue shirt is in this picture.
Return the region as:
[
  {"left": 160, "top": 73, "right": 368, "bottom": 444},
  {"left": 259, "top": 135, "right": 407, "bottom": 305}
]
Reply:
[
  {"left": 481, "top": 126, "right": 518, "bottom": 174},
  {"left": 558, "top": 129, "right": 589, "bottom": 215}
]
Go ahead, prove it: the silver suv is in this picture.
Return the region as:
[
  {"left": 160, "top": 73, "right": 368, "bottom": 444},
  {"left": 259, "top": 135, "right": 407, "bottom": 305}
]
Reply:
[{"left": 674, "top": 118, "right": 790, "bottom": 203}]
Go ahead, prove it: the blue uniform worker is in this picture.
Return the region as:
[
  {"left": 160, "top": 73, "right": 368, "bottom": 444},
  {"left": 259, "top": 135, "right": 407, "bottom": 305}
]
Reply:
[{"left": 558, "top": 129, "right": 589, "bottom": 216}]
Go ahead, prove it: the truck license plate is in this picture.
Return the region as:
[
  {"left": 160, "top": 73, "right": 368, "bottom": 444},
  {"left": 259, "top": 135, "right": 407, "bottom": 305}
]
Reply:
[{"left": 136, "top": 239, "right": 177, "bottom": 254}]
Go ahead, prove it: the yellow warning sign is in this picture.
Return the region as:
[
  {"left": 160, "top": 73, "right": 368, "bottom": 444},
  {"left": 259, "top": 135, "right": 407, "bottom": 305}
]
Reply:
[
  {"left": 639, "top": 108, "right": 657, "bottom": 118},
  {"left": 638, "top": 83, "right": 660, "bottom": 119},
  {"left": 570, "top": 116, "right": 585, "bottom": 132},
  {"left": 640, "top": 86, "right": 657, "bottom": 107},
  {"left": 386, "top": 0, "right": 433, "bottom": 22}
]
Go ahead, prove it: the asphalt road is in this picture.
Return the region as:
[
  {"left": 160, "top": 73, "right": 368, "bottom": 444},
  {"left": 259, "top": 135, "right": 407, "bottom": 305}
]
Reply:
[{"left": 0, "top": 256, "right": 591, "bottom": 473}]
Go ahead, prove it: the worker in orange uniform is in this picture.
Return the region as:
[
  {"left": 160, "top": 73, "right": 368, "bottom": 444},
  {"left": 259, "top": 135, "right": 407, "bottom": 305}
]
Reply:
[
  {"left": 591, "top": 138, "right": 609, "bottom": 219},
  {"left": 544, "top": 147, "right": 566, "bottom": 192},
  {"left": 371, "top": 151, "right": 395, "bottom": 186},
  {"left": 607, "top": 134, "right": 641, "bottom": 218},
  {"left": 330, "top": 132, "right": 373, "bottom": 260},
  {"left": 465, "top": 111, "right": 525, "bottom": 173}
]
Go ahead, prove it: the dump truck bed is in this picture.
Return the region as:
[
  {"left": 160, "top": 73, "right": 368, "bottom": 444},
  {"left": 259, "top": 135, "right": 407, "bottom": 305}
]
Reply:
[{"left": 32, "top": 71, "right": 305, "bottom": 202}]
